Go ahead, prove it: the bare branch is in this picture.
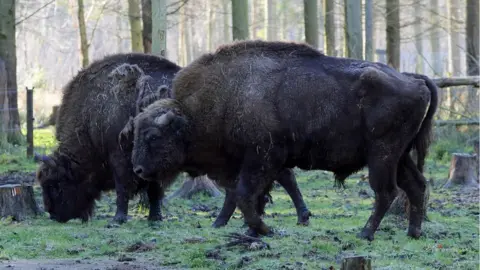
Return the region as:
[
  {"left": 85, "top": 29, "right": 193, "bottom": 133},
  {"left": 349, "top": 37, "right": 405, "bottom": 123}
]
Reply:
[
  {"left": 15, "top": 0, "right": 55, "bottom": 26},
  {"left": 167, "top": 0, "right": 189, "bottom": 15},
  {"left": 433, "top": 76, "right": 480, "bottom": 88}
]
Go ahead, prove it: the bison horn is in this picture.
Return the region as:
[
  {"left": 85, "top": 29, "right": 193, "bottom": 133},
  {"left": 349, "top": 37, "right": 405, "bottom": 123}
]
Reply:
[{"left": 154, "top": 111, "right": 175, "bottom": 126}]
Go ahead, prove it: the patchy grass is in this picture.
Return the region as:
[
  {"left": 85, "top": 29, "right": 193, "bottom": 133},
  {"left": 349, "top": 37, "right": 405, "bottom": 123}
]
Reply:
[
  {"left": 0, "top": 127, "right": 56, "bottom": 174},
  {"left": 0, "top": 129, "right": 478, "bottom": 269}
]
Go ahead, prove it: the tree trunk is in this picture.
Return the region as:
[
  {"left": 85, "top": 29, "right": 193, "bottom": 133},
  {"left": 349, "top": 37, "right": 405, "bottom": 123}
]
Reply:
[
  {"left": 430, "top": 0, "right": 442, "bottom": 76},
  {"left": 317, "top": 0, "right": 324, "bottom": 51},
  {"left": 304, "top": 0, "right": 319, "bottom": 48},
  {"left": 444, "top": 153, "right": 479, "bottom": 188},
  {"left": 77, "top": 0, "right": 89, "bottom": 68},
  {"left": 207, "top": 0, "right": 216, "bottom": 51},
  {"left": 324, "top": 0, "right": 335, "bottom": 56},
  {"left": 178, "top": 9, "right": 186, "bottom": 66},
  {"left": 265, "top": 0, "right": 276, "bottom": 41},
  {"left": 231, "top": 0, "right": 249, "bottom": 40},
  {"left": 142, "top": 0, "right": 152, "bottom": 53},
  {"left": 128, "top": 0, "right": 144, "bottom": 52},
  {"left": 0, "top": 0, "right": 22, "bottom": 145},
  {"left": 223, "top": 0, "right": 231, "bottom": 42},
  {"left": 165, "top": 175, "right": 222, "bottom": 203},
  {"left": 414, "top": 3, "right": 424, "bottom": 74},
  {"left": 364, "top": 0, "right": 374, "bottom": 61},
  {"left": 386, "top": 0, "right": 400, "bottom": 69},
  {"left": 0, "top": 184, "right": 42, "bottom": 221},
  {"left": 466, "top": 0, "right": 479, "bottom": 115},
  {"left": 0, "top": 58, "right": 7, "bottom": 147},
  {"left": 340, "top": 256, "right": 372, "bottom": 270},
  {"left": 447, "top": 0, "right": 462, "bottom": 117},
  {"left": 152, "top": 0, "right": 167, "bottom": 57},
  {"left": 344, "top": 0, "right": 362, "bottom": 59}
]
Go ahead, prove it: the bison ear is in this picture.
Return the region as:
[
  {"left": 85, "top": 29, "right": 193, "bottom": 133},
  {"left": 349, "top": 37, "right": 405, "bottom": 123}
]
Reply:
[
  {"left": 119, "top": 117, "right": 134, "bottom": 152},
  {"left": 157, "top": 85, "right": 170, "bottom": 99},
  {"left": 154, "top": 111, "right": 175, "bottom": 126}
]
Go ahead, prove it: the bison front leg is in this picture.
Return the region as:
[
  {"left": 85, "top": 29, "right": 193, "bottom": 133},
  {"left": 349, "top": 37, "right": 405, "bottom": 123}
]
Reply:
[
  {"left": 358, "top": 157, "right": 399, "bottom": 241},
  {"left": 109, "top": 154, "right": 133, "bottom": 225},
  {"left": 235, "top": 156, "right": 278, "bottom": 237},
  {"left": 212, "top": 188, "right": 237, "bottom": 228},
  {"left": 147, "top": 181, "right": 163, "bottom": 222},
  {"left": 276, "top": 168, "right": 311, "bottom": 226}
]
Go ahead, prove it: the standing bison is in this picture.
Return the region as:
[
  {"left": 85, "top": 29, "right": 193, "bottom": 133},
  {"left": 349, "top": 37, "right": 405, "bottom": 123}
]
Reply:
[
  {"left": 36, "top": 53, "right": 181, "bottom": 224},
  {"left": 37, "top": 52, "right": 311, "bottom": 227},
  {"left": 128, "top": 40, "right": 437, "bottom": 240}
]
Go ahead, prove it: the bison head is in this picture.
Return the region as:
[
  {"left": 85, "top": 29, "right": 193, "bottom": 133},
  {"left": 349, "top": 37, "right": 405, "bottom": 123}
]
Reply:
[
  {"left": 35, "top": 152, "right": 99, "bottom": 223},
  {"left": 121, "top": 99, "right": 188, "bottom": 181}
]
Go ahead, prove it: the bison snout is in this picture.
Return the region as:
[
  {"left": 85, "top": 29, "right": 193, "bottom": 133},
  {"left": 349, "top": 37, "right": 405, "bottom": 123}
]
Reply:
[{"left": 133, "top": 165, "right": 145, "bottom": 176}]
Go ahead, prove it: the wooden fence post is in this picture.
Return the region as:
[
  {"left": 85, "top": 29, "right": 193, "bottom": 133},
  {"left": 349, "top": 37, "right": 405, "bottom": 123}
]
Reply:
[{"left": 26, "top": 87, "right": 34, "bottom": 158}]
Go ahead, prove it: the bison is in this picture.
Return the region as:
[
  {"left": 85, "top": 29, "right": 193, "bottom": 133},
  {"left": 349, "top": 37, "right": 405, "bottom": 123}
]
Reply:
[
  {"left": 35, "top": 53, "right": 181, "bottom": 224},
  {"left": 127, "top": 40, "right": 437, "bottom": 241},
  {"left": 37, "top": 52, "right": 311, "bottom": 227}
]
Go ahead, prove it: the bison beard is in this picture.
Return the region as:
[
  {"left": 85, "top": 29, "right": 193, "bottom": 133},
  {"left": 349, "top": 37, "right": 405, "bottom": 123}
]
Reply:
[
  {"left": 35, "top": 53, "right": 181, "bottom": 224},
  {"left": 129, "top": 40, "right": 437, "bottom": 240}
]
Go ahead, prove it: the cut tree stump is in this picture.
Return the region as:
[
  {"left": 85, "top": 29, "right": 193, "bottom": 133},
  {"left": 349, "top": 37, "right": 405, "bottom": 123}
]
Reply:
[
  {"left": 0, "top": 184, "right": 42, "bottom": 221},
  {"left": 444, "top": 153, "right": 479, "bottom": 188},
  {"left": 340, "top": 256, "right": 372, "bottom": 270},
  {"left": 164, "top": 175, "right": 222, "bottom": 203}
]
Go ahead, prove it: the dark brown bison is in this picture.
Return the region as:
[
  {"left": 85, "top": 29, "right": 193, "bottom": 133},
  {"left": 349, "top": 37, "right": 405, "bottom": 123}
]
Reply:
[
  {"left": 127, "top": 40, "right": 438, "bottom": 241},
  {"left": 35, "top": 53, "right": 181, "bottom": 224}
]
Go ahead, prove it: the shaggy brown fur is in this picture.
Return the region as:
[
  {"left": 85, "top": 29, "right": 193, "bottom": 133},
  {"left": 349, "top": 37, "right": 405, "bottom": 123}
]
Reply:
[
  {"left": 36, "top": 53, "right": 181, "bottom": 224},
  {"left": 129, "top": 40, "right": 437, "bottom": 240}
]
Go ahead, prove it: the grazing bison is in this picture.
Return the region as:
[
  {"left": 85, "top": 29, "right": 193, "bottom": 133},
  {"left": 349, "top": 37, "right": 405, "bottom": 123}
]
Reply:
[
  {"left": 128, "top": 40, "right": 437, "bottom": 241},
  {"left": 35, "top": 53, "right": 181, "bottom": 224}
]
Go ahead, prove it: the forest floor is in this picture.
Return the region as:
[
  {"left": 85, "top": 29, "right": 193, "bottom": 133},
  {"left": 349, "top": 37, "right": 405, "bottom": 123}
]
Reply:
[{"left": 0, "top": 128, "right": 478, "bottom": 270}]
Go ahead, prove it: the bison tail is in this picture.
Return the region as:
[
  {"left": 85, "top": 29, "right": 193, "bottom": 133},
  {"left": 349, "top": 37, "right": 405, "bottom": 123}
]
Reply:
[{"left": 408, "top": 73, "right": 439, "bottom": 173}]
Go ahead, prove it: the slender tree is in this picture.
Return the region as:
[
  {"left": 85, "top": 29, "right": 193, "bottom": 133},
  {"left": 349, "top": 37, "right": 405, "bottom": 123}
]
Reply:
[
  {"left": 430, "top": 0, "right": 442, "bottom": 76},
  {"left": 364, "top": 0, "right": 374, "bottom": 61},
  {"left": 77, "top": 0, "right": 89, "bottom": 67},
  {"left": 447, "top": 0, "right": 462, "bottom": 115},
  {"left": 128, "top": 0, "right": 144, "bottom": 52},
  {"left": 386, "top": 0, "right": 400, "bottom": 69},
  {"left": 324, "top": 0, "right": 336, "bottom": 56},
  {"left": 414, "top": 2, "right": 424, "bottom": 74},
  {"left": 304, "top": 0, "right": 319, "bottom": 48},
  {"left": 466, "top": 0, "right": 479, "bottom": 114},
  {"left": 231, "top": 0, "right": 249, "bottom": 40},
  {"left": 344, "top": 0, "right": 363, "bottom": 59},
  {"left": 152, "top": 0, "right": 167, "bottom": 56},
  {"left": 142, "top": 0, "right": 152, "bottom": 53},
  {"left": 0, "top": 0, "right": 22, "bottom": 144},
  {"left": 265, "top": 0, "right": 276, "bottom": 41}
]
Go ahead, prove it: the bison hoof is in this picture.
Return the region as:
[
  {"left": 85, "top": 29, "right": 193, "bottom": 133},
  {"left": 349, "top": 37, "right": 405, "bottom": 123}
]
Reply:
[
  {"left": 147, "top": 214, "right": 162, "bottom": 222},
  {"left": 112, "top": 214, "right": 128, "bottom": 224},
  {"left": 407, "top": 227, "right": 423, "bottom": 239},
  {"left": 357, "top": 228, "right": 375, "bottom": 241},
  {"left": 211, "top": 218, "right": 228, "bottom": 228},
  {"left": 297, "top": 210, "right": 312, "bottom": 226},
  {"left": 245, "top": 222, "right": 273, "bottom": 238}
]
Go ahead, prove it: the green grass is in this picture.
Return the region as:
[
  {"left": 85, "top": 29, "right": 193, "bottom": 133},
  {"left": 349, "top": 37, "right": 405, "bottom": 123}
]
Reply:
[{"left": 0, "top": 129, "right": 478, "bottom": 269}]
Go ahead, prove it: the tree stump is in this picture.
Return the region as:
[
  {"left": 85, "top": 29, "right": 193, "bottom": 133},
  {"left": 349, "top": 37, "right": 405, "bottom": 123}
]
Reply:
[
  {"left": 164, "top": 175, "right": 223, "bottom": 203},
  {"left": 444, "top": 153, "right": 479, "bottom": 188},
  {"left": 340, "top": 256, "right": 372, "bottom": 270},
  {"left": 0, "top": 184, "right": 42, "bottom": 221}
]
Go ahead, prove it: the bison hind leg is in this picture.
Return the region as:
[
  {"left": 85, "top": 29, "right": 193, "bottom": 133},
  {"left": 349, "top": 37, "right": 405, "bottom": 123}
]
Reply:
[
  {"left": 396, "top": 154, "right": 427, "bottom": 239},
  {"left": 358, "top": 156, "right": 400, "bottom": 241}
]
